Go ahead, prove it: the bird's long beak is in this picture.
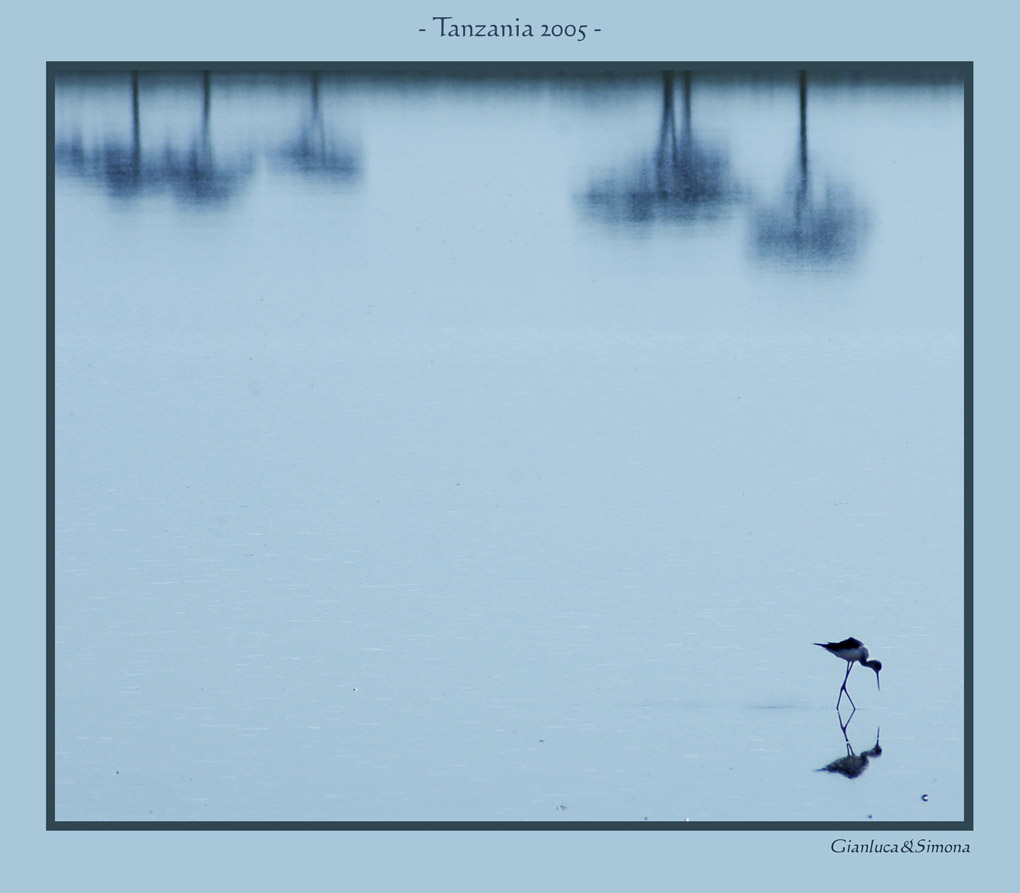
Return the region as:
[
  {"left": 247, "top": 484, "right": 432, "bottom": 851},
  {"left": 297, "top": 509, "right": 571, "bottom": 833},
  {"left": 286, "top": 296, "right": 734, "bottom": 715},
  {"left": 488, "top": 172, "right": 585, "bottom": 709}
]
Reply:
[{"left": 874, "top": 669, "right": 881, "bottom": 691}]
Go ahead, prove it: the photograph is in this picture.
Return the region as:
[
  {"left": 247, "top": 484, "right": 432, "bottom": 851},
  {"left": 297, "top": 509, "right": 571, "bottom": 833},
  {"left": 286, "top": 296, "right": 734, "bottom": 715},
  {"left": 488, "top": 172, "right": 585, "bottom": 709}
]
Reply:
[{"left": 50, "top": 62, "right": 967, "bottom": 826}]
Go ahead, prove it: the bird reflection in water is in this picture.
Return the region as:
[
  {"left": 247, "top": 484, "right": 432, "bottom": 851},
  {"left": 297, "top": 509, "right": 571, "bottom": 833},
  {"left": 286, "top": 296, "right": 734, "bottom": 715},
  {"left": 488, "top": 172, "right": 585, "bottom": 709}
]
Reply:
[
  {"left": 818, "top": 705, "right": 883, "bottom": 779},
  {"left": 583, "top": 70, "right": 740, "bottom": 225},
  {"left": 753, "top": 71, "right": 866, "bottom": 266},
  {"left": 55, "top": 70, "right": 253, "bottom": 207}
]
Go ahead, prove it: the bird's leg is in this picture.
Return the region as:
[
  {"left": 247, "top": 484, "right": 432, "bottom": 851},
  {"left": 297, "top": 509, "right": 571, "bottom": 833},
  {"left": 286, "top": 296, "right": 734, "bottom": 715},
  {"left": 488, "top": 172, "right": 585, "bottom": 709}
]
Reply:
[
  {"left": 836, "top": 661, "right": 854, "bottom": 710},
  {"left": 836, "top": 685, "right": 852, "bottom": 714},
  {"left": 837, "top": 701, "right": 856, "bottom": 737}
]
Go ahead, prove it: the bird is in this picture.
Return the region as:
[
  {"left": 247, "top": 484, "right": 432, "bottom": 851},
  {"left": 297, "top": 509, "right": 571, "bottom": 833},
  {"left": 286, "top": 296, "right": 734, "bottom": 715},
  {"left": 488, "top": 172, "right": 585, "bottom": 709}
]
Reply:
[
  {"left": 814, "top": 638, "right": 882, "bottom": 710},
  {"left": 818, "top": 727, "right": 882, "bottom": 779}
]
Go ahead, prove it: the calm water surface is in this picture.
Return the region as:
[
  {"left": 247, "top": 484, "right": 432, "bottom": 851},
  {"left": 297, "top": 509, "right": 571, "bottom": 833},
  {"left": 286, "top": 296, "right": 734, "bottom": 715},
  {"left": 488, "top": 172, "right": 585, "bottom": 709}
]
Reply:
[{"left": 54, "top": 69, "right": 964, "bottom": 822}]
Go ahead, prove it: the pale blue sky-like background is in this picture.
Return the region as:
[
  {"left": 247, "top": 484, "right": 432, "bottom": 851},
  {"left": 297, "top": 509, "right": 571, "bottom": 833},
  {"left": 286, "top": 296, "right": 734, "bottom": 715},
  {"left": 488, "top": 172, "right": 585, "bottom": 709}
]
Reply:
[{"left": 7, "top": 0, "right": 1014, "bottom": 888}]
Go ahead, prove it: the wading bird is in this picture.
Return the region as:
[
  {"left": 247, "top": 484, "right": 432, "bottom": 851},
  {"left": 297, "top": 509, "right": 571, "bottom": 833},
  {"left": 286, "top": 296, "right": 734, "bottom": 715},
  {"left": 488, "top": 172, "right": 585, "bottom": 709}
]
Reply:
[{"left": 815, "top": 638, "right": 882, "bottom": 709}]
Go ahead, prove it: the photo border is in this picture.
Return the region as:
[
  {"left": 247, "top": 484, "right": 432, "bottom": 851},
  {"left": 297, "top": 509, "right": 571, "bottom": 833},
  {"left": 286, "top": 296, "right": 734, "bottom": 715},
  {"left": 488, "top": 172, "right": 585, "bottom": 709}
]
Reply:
[{"left": 46, "top": 59, "right": 973, "bottom": 831}]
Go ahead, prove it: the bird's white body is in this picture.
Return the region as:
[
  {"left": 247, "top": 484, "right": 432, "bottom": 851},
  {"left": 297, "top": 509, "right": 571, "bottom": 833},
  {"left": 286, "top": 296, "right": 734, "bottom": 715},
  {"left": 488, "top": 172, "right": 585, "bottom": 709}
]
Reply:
[{"left": 823, "top": 641, "right": 869, "bottom": 664}]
